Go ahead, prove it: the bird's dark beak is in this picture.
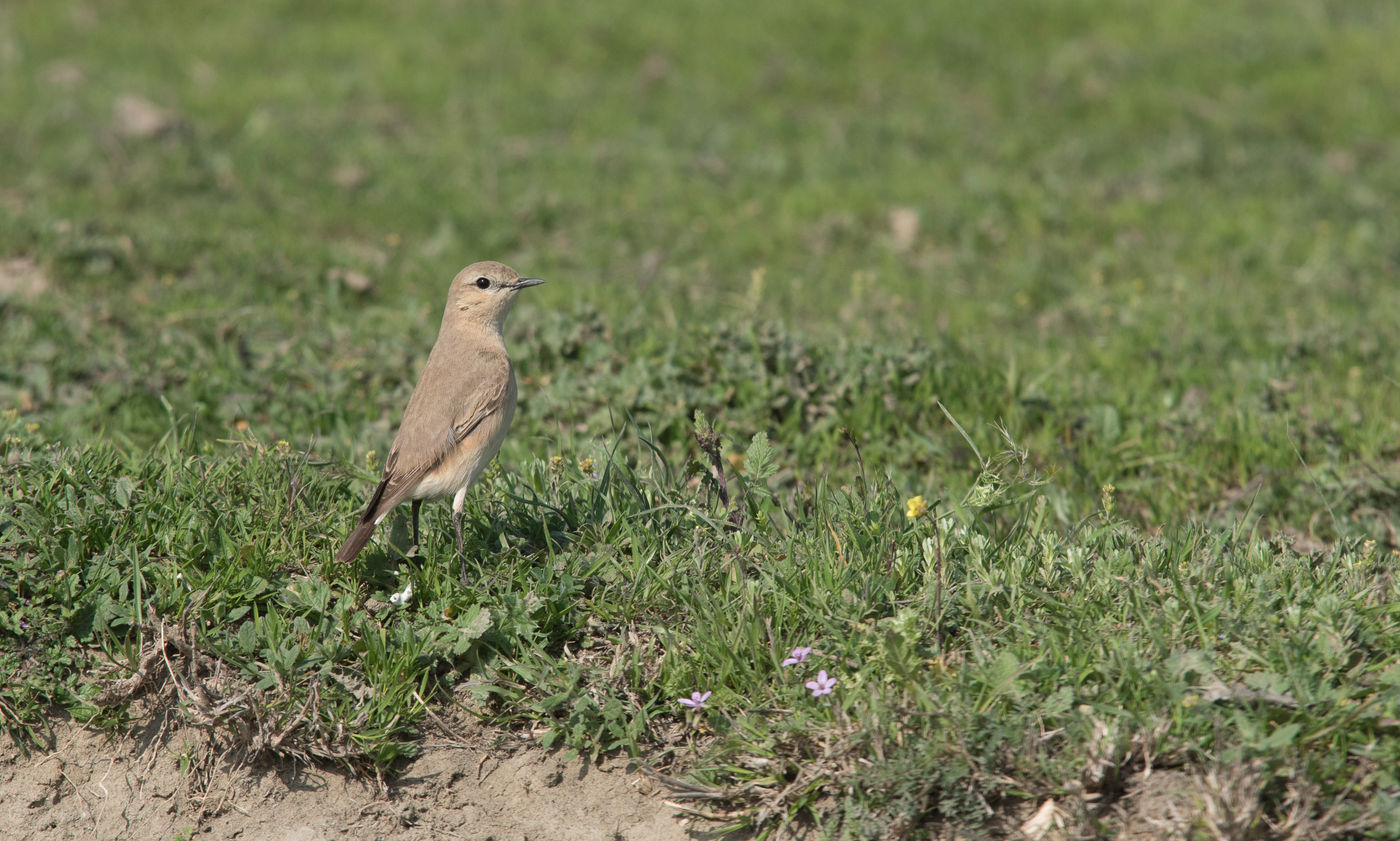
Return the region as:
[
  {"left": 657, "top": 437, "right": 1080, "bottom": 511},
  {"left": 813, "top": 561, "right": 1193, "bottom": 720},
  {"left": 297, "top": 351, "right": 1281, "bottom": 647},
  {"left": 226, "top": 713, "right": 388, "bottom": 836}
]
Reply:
[{"left": 511, "top": 278, "right": 545, "bottom": 289}]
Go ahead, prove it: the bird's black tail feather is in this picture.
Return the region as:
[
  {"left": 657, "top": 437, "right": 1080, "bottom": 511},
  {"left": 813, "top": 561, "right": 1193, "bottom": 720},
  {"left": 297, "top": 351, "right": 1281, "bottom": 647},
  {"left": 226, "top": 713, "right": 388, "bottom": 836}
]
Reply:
[
  {"left": 333, "top": 518, "right": 378, "bottom": 565},
  {"left": 333, "top": 475, "right": 396, "bottom": 565}
]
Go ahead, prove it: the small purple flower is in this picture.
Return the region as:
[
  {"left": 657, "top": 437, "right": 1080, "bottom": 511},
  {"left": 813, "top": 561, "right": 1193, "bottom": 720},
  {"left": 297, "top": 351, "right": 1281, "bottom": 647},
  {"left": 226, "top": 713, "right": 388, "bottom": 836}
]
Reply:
[
  {"left": 678, "top": 690, "right": 712, "bottom": 709},
  {"left": 805, "top": 670, "right": 837, "bottom": 697},
  {"left": 782, "top": 646, "right": 812, "bottom": 667}
]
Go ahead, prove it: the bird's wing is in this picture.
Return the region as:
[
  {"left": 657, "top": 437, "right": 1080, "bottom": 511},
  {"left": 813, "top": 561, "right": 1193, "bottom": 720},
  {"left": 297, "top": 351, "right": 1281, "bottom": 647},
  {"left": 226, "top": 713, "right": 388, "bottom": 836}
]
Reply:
[{"left": 358, "top": 350, "right": 513, "bottom": 523}]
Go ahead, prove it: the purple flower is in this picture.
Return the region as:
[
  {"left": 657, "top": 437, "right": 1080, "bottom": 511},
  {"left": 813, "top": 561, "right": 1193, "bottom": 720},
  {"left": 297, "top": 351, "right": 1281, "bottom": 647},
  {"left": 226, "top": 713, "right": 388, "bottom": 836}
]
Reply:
[
  {"left": 805, "top": 671, "right": 836, "bottom": 697},
  {"left": 678, "top": 690, "right": 712, "bottom": 709},
  {"left": 782, "top": 646, "right": 812, "bottom": 667}
]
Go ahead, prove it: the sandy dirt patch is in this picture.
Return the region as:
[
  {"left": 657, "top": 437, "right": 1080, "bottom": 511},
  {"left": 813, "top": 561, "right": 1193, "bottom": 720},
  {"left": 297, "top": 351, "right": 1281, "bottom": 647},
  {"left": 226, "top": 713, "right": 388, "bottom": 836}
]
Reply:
[{"left": 1, "top": 715, "right": 706, "bottom": 841}]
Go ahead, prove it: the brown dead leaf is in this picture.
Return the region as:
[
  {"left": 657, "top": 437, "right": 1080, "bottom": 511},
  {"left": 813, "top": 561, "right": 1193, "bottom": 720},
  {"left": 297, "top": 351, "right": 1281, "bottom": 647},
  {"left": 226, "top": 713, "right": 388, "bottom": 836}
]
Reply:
[
  {"left": 113, "top": 94, "right": 176, "bottom": 138},
  {"left": 327, "top": 267, "right": 374, "bottom": 293},
  {"left": 1324, "top": 148, "right": 1356, "bottom": 174},
  {"left": 889, "top": 206, "right": 920, "bottom": 252},
  {"left": 42, "top": 60, "right": 85, "bottom": 88},
  {"left": 190, "top": 60, "right": 218, "bottom": 89},
  {"left": 0, "top": 257, "right": 50, "bottom": 299},
  {"left": 1019, "top": 798, "right": 1065, "bottom": 840},
  {"left": 332, "top": 163, "right": 368, "bottom": 190},
  {"left": 639, "top": 52, "right": 671, "bottom": 87}
]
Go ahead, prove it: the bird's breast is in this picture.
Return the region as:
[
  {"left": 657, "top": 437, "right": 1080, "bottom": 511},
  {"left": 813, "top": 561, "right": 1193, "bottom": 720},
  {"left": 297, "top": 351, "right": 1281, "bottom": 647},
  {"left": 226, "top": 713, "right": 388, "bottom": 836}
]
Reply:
[{"left": 412, "top": 380, "right": 518, "bottom": 500}]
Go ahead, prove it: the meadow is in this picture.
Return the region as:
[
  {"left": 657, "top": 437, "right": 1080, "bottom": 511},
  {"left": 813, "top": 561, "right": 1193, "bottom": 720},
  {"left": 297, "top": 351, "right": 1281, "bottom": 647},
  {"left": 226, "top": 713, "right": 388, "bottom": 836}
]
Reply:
[{"left": 3, "top": 0, "right": 1400, "bottom": 836}]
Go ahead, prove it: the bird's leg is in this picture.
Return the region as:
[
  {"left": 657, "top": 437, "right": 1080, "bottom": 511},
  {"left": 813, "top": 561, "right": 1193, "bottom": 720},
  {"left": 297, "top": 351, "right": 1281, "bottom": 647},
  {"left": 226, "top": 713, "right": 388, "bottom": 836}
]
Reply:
[
  {"left": 411, "top": 499, "right": 422, "bottom": 552},
  {"left": 454, "top": 511, "right": 466, "bottom": 578},
  {"left": 452, "top": 486, "right": 469, "bottom": 584}
]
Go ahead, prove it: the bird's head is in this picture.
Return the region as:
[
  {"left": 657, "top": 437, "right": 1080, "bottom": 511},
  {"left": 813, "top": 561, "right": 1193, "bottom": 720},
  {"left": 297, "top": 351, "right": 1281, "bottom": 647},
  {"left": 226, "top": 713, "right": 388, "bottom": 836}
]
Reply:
[{"left": 446, "top": 260, "right": 544, "bottom": 330}]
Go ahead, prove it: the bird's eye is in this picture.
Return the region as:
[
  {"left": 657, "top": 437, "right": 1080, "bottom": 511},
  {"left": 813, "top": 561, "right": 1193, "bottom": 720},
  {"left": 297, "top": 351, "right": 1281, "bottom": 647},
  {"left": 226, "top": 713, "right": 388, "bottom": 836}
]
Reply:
[{"left": 475, "top": 277, "right": 491, "bottom": 290}]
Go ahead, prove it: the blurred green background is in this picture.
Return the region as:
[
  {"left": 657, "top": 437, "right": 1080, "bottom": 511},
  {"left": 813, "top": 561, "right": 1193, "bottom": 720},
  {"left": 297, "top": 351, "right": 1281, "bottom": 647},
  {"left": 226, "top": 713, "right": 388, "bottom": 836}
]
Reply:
[{"left": 2, "top": 0, "right": 1398, "bottom": 535}]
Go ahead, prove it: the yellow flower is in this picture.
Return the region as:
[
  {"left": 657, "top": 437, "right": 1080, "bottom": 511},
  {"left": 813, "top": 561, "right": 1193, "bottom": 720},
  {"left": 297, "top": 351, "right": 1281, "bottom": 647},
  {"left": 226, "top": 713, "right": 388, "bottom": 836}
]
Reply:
[
  {"left": 549, "top": 455, "right": 566, "bottom": 472},
  {"left": 578, "top": 457, "right": 595, "bottom": 473},
  {"left": 905, "top": 495, "right": 929, "bottom": 519},
  {"left": 26, "top": 423, "right": 40, "bottom": 433}
]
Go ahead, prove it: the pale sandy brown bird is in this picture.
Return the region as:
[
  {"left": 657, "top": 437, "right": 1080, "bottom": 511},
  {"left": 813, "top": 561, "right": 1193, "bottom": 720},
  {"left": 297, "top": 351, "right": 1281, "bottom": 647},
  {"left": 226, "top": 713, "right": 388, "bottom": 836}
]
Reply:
[{"left": 333, "top": 260, "right": 543, "bottom": 574}]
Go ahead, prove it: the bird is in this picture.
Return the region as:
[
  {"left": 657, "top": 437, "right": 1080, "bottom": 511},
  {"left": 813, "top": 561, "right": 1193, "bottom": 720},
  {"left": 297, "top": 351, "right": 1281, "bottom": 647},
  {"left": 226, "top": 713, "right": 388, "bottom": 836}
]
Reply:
[{"left": 333, "top": 260, "right": 543, "bottom": 578}]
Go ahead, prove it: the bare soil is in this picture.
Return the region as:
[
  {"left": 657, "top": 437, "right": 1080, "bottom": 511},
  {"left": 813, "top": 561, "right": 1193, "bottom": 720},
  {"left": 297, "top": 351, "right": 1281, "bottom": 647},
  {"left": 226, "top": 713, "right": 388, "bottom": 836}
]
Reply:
[
  {"left": 1, "top": 715, "right": 704, "bottom": 841},
  {"left": 1, "top": 710, "right": 1225, "bottom": 841}
]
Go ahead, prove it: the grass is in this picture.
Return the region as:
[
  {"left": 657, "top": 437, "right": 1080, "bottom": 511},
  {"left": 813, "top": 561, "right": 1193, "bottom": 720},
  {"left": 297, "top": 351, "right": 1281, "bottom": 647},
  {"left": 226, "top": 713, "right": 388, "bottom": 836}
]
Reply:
[{"left": 3, "top": 0, "right": 1400, "bottom": 836}]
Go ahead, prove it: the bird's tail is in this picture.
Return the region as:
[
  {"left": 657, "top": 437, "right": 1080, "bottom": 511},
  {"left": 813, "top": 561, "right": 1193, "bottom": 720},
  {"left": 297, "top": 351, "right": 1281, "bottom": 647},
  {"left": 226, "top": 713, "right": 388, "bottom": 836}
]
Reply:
[
  {"left": 333, "top": 518, "right": 378, "bottom": 565},
  {"left": 334, "top": 475, "right": 394, "bottom": 565}
]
